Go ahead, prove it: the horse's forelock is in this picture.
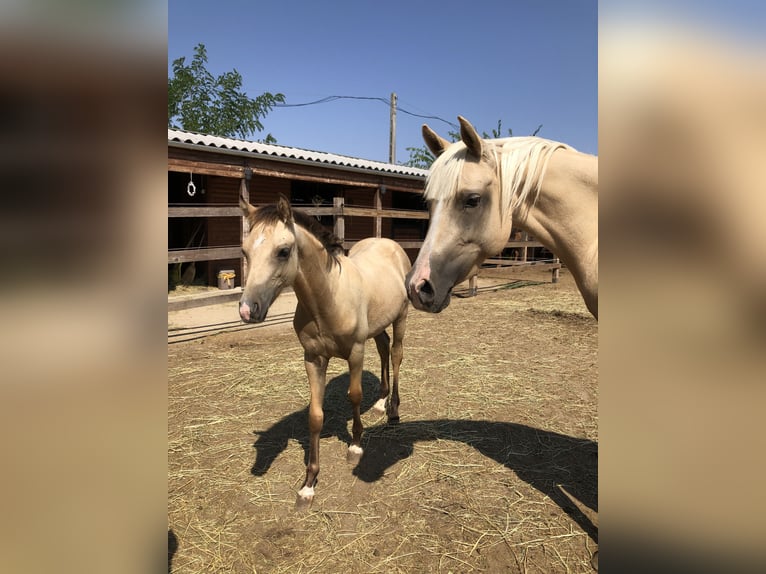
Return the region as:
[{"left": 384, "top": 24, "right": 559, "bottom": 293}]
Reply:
[
  {"left": 247, "top": 203, "right": 343, "bottom": 269},
  {"left": 247, "top": 204, "right": 283, "bottom": 230},
  {"left": 423, "top": 142, "right": 468, "bottom": 202}
]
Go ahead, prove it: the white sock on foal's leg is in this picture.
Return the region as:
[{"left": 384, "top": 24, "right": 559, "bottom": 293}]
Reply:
[
  {"left": 346, "top": 444, "right": 363, "bottom": 465},
  {"left": 296, "top": 485, "right": 315, "bottom": 510},
  {"left": 372, "top": 398, "right": 387, "bottom": 414}
]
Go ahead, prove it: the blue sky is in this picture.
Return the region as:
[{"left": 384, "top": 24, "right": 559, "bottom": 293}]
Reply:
[{"left": 168, "top": 0, "right": 597, "bottom": 163}]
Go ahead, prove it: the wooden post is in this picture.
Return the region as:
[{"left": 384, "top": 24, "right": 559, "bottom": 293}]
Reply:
[
  {"left": 333, "top": 195, "right": 345, "bottom": 245},
  {"left": 521, "top": 231, "right": 528, "bottom": 262},
  {"left": 552, "top": 256, "right": 560, "bottom": 283},
  {"left": 239, "top": 172, "right": 251, "bottom": 287},
  {"left": 389, "top": 92, "right": 397, "bottom": 164},
  {"left": 374, "top": 186, "right": 383, "bottom": 238}
]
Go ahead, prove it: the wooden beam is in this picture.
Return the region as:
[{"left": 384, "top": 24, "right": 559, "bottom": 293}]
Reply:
[
  {"left": 504, "top": 240, "right": 543, "bottom": 248},
  {"left": 168, "top": 289, "right": 242, "bottom": 312},
  {"left": 168, "top": 206, "right": 242, "bottom": 217},
  {"left": 297, "top": 207, "right": 336, "bottom": 216},
  {"left": 168, "top": 157, "right": 244, "bottom": 178},
  {"left": 340, "top": 206, "right": 429, "bottom": 220},
  {"left": 343, "top": 240, "right": 423, "bottom": 249},
  {"left": 168, "top": 246, "right": 241, "bottom": 264},
  {"left": 482, "top": 259, "right": 561, "bottom": 268},
  {"left": 169, "top": 149, "right": 425, "bottom": 192}
]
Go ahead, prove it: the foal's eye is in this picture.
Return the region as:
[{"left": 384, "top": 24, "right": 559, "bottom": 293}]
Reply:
[
  {"left": 464, "top": 194, "right": 482, "bottom": 209},
  {"left": 276, "top": 247, "right": 291, "bottom": 260}
]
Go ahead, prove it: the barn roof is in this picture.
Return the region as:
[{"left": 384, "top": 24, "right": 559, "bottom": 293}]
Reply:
[{"left": 168, "top": 129, "right": 429, "bottom": 180}]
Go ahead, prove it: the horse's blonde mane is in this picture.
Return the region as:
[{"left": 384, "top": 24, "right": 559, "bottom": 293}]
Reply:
[{"left": 424, "top": 136, "right": 574, "bottom": 220}]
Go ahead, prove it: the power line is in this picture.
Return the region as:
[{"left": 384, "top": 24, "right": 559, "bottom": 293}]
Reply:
[{"left": 275, "top": 95, "right": 459, "bottom": 129}]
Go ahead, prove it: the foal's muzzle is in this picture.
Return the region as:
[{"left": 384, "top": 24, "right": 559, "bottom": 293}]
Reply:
[{"left": 239, "top": 299, "right": 267, "bottom": 323}]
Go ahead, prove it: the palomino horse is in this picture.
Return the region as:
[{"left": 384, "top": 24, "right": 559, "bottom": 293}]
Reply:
[
  {"left": 406, "top": 116, "right": 598, "bottom": 319},
  {"left": 238, "top": 194, "right": 410, "bottom": 509}
]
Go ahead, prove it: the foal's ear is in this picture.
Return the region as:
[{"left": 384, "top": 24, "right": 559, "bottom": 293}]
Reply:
[
  {"left": 276, "top": 193, "right": 293, "bottom": 223},
  {"left": 422, "top": 124, "right": 450, "bottom": 157},
  {"left": 239, "top": 194, "right": 257, "bottom": 218},
  {"left": 458, "top": 116, "right": 483, "bottom": 160}
]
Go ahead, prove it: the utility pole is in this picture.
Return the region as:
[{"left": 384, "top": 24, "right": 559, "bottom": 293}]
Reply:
[{"left": 389, "top": 92, "right": 397, "bottom": 164}]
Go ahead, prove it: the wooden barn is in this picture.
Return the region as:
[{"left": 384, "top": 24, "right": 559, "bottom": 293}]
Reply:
[
  {"left": 168, "top": 129, "right": 559, "bottom": 309},
  {"left": 168, "top": 129, "right": 430, "bottom": 304}
]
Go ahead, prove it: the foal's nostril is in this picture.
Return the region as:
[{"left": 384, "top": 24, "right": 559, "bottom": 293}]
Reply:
[{"left": 239, "top": 300, "right": 259, "bottom": 323}]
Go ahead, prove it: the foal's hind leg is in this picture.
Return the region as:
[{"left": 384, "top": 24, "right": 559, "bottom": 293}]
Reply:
[
  {"left": 387, "top": 310, "right": 407, "bottom": 423},
  {"left": 372, "top": 331, "right": 391, "bottom": 415}
]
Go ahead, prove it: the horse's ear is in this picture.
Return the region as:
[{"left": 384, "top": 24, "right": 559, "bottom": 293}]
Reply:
[
  {"left": 458, "top": 116, "right": 483, "bottom": 159},
  {"left": 276, "top": 193, "right": 293, "bottom": 223},
  {"left": 422, "top": 124, "right": 450, "bottom": 157},
  {"left": 239, "top": 194, "right": 257, "bottom": 218}
]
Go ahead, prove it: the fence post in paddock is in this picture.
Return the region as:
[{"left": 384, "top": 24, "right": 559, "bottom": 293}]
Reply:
[
  {"left": 239, "top": 170, "right": 251, "bottom": 287},
  {"left": 552, "top": 256, "right": 560, "bottom": 283},
  {"left": 333, "top": 195, "right": 345, "bottom": 244},
  {"left": 469, "top": 274, "right": 478, "bottom": 297},
  {"left": 521, "top": 231, "right": 529, "bottom": 262}
]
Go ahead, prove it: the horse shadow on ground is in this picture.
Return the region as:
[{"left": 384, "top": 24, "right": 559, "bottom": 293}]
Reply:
[
  {"left": 355, "top": 420, "right": 597, "bottom": 542},
  {"left": 251, "top": 373, "right": 597, "bottom": 542},
  {"left": 167, "top": 529, "right": 178, "bottom": 573}
]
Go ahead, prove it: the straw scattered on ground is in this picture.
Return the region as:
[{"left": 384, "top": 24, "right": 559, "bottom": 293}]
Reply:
[{"left": 169, "top": 268, "right": 597, "bottom": 573}]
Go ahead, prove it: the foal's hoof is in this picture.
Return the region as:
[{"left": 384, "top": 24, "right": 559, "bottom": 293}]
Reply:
[
  {"left": 387, "top": 414, "right": 400, "bottom": 425},
  {"left": 372, "top": 398, "right": 387, "bottom": 415},
  {"left": 346, "top": 444, "right": 363, "bottom": 465},
  {"left": 295, "top": 486, "right": 314, "bottom": 511}
]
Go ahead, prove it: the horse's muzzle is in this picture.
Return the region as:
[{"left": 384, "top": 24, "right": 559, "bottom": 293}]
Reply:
[{"left": 407, "top": 277, "right": 451, "bottom": 313}]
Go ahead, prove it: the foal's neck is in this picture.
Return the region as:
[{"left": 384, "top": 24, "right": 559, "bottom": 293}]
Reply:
[{"left": 292, "top": 226, "right": 340, "bottom": 316}]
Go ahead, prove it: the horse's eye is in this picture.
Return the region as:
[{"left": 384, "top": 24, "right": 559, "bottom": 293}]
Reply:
[
  {"left": 464, "top": 194, "right": 481, "bottom": 209},
  {"left": 276, "top": 247, "right": 291, "bottom": 260}
]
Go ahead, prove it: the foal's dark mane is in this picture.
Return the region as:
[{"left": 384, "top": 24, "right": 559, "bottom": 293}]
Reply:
[{"left": 247, "top": 204, "right": 344, "bottom": 266}]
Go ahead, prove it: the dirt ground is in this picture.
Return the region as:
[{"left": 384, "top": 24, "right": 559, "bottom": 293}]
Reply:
[{"left": 168, "top": 267, "right": 598, "bottom": 573}]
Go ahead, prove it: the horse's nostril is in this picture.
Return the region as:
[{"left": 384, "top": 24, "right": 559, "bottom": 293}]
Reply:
[{"left": 417, "top": 279, "right": 435, "bottom": 305}]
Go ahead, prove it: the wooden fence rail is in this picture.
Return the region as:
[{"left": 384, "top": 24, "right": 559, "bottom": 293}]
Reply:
[{"left": 168, "top": 199, "right": 556, "bottom": 283}]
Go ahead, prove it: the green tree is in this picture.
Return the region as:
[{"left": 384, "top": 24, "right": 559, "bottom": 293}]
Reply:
[
  {"left": 168, "top": 44, "right": 285, "bottom": 141},
  {"left": 403, "top": 120, "right": 543, "bottom": 169}
]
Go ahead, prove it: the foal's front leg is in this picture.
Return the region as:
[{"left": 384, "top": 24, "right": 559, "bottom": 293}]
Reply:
[
  {"left": 346, "top": 344, "right": 365, "bottom": 465},
  {"left": 296, "top": 352, "right": 328, "bottom": 510}
]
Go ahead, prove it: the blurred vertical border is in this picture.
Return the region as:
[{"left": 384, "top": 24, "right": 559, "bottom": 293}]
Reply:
[
  {"left": 0, "top": 2, "right": 167, "bottom": 573},
  {"left": 600, "top": 1, "right": 766, "bottom": 572}
]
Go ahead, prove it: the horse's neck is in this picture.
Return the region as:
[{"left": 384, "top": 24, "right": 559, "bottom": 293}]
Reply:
[
  {"left": 292, "top": 227, "right": 340, "bottom": 318},
  {"left": 515, "top": 150, "right": 599, "bottom": 315}
]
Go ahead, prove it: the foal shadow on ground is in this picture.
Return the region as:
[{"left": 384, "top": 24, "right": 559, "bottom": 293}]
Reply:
[
  {"left": 251, "top": 371, "right": 382, "bottom": 475},
  {"left": 250, "top": 375, "right": 597, "bottom": 542}
]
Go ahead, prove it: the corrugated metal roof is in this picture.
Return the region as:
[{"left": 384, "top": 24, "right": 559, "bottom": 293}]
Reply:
[{"left": 168, "top": 129, "right": 428, "bottom": 179}]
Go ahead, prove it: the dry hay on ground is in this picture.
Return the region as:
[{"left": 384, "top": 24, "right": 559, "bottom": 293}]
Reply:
[{"left": 168, "top": 268, "right": 598, "bottom": 573}]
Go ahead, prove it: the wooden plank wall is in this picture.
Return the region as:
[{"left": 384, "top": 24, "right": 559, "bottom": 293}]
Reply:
[{"left": 205, "top": 176, "right": 241, "bottom": 286}]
